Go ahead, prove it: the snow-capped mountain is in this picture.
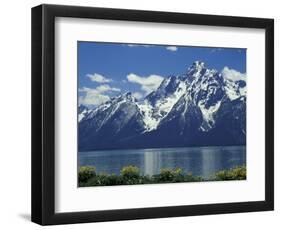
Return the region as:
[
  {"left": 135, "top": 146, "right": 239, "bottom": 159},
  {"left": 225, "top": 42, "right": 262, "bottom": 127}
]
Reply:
[{"left": 79, "top": 61, "right": 246, "bottom": 151}]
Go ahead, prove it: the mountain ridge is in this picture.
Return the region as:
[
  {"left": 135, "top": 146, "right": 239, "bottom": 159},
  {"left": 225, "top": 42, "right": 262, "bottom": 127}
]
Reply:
[{"left": 78, "top": 61, "right": 246, "bottom": 151}]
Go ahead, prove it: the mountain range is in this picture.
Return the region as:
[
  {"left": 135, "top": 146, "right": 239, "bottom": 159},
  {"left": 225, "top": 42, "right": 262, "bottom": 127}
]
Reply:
[{"left": 78, "top": 61, "right": 246, "bottom": 151}]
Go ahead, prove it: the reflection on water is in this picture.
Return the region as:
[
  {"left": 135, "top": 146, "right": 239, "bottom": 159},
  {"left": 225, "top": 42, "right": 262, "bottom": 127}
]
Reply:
[{"left": 79, "top": 146, "right": 246, "bottom": 178}]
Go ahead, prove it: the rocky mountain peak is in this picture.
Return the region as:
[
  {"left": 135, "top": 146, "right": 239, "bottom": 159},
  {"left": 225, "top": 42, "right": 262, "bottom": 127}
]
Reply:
[{"left": 78, "top": 61, "right": 246, "bottom": 151}]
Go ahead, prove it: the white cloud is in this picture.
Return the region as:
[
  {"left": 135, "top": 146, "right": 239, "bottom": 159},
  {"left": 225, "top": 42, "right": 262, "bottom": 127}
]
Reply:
[
  {"left": 132, "top": 92, "right": 144, "bottom": 100},
  {"left": 96, "top": 84, "right": 120, "bottom": 92},
  {"left": 126, "top": 44, "right": 152, "bottom": 48},
  {"left": 210, "top": 48, "right": 224, "bottom": 53},
  {"left": 127, "top": 73, "right": 164, "bottom": 95},
  {"left": 86, "top": 73, "right": 112, "bottom": 83},
  {"left": 166, "top": 46, "right": 178, "bottom": 51},
  {"left": 222, "top": 67, "right": 246, "bottom": 82},
  {"left": 78, "top": 87, "right": 91, "bottom": 93},
  {"left": 79, "top": 93, "right": 110, "bottom": 106},
  {"left": 79, "top": 84, "right": 121, "bottom": 106},
  {"left": 126, "top": 44, "right": 178, "bottom": 52}
]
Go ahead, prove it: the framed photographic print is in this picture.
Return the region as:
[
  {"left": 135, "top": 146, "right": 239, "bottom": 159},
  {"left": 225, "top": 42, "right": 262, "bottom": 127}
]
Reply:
[{"left": 31, "top": 4, "right": 274, "bottom": 225}]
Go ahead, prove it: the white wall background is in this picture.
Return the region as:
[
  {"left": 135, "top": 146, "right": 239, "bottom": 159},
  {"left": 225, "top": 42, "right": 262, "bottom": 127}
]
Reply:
[{"left": 0, "top": 0, "right": 279, "bottom": 229}]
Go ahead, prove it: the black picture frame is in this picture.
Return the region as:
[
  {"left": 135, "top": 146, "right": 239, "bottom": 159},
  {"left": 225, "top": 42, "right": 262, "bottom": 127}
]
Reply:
[{"left": 31, "top": 4, "right": 274, "bottom": 225}]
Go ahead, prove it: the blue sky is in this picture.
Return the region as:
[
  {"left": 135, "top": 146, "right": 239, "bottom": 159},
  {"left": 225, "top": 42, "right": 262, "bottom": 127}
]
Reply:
[{"left": 78, "top": 41, "right": 246, "bottom": 106}]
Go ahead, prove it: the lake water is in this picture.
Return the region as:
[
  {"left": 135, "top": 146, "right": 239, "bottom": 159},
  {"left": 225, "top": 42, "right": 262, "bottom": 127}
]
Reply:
[{"left": 79, "top": 146, "right": 246, "bottom": 178}]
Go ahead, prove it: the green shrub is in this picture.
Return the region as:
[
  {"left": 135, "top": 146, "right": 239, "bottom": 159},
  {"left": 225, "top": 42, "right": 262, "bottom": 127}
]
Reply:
[
  {"left": 172, "top": 168, "right": 186, "bottom": 182},
  {"left": 79, "top": 165, "right": 245, "bottom": 187},
  {"left": 158, "top": 168, "right": 174, "bottom": 181},
  {"left": 120, "top": 166, "right": 140, "bottom": 179},
  {"left": 139, "top": 175, "right": 152, "bottom": 184},
  {"left": 215, "top": 165, "right": 246, "bottom": 180},
  {"left": 153, "top": 168, "right": 185, "bottom": 182},
  {"left": 85, "top": 173, "right": 119, "bottom": 186},
  {"left": 184, "top": 172, "right": 202, "bottom": 182},
  {"left": 98, "top": 174, "right": 124, "bottom": 186},
  {"left": 78, "top": 166, "right": 96, "bottom": 183}
]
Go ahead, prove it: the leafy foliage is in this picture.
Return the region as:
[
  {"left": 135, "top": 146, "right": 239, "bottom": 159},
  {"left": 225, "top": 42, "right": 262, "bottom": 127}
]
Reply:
[
  {"left": 121, "top": 166, "right": 140, "bottom": 179},
  {"left": 78, "top": 165, "right": 246, "bottom": 187},
  {"left": 214, "top": 165, "right": 246, "bottom": 181},
  {"left": 153, "top": 168, "right": 183, "bottom": 182},
  {"left": 78, "top": 166, "right": 96, "bottom": 183}
]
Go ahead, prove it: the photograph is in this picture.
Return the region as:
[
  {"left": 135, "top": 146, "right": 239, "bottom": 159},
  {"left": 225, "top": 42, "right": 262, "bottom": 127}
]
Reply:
[{"left": 77, "top": 42, "right": 247, "bottom": 187}]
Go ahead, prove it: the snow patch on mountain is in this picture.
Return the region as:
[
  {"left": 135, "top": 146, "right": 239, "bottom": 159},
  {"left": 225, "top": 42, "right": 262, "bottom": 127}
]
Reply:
[
  {"left": 222, "top": 66, "right": 246, "bottom": 101},
  {"left": 137, "top": 77, "right": 187, "bottom": 132},
  {"left": 78, "top": 110, "right": 88, "bottom": 122},
  {"left": 137, "top": 101, "right": 159, "bottom": 131},
  {"left": 78, "top": 105, "right": 90, "bottom": 122},
  {"left": 198, "top": 100, "right": 221, "bottom": 131}
]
